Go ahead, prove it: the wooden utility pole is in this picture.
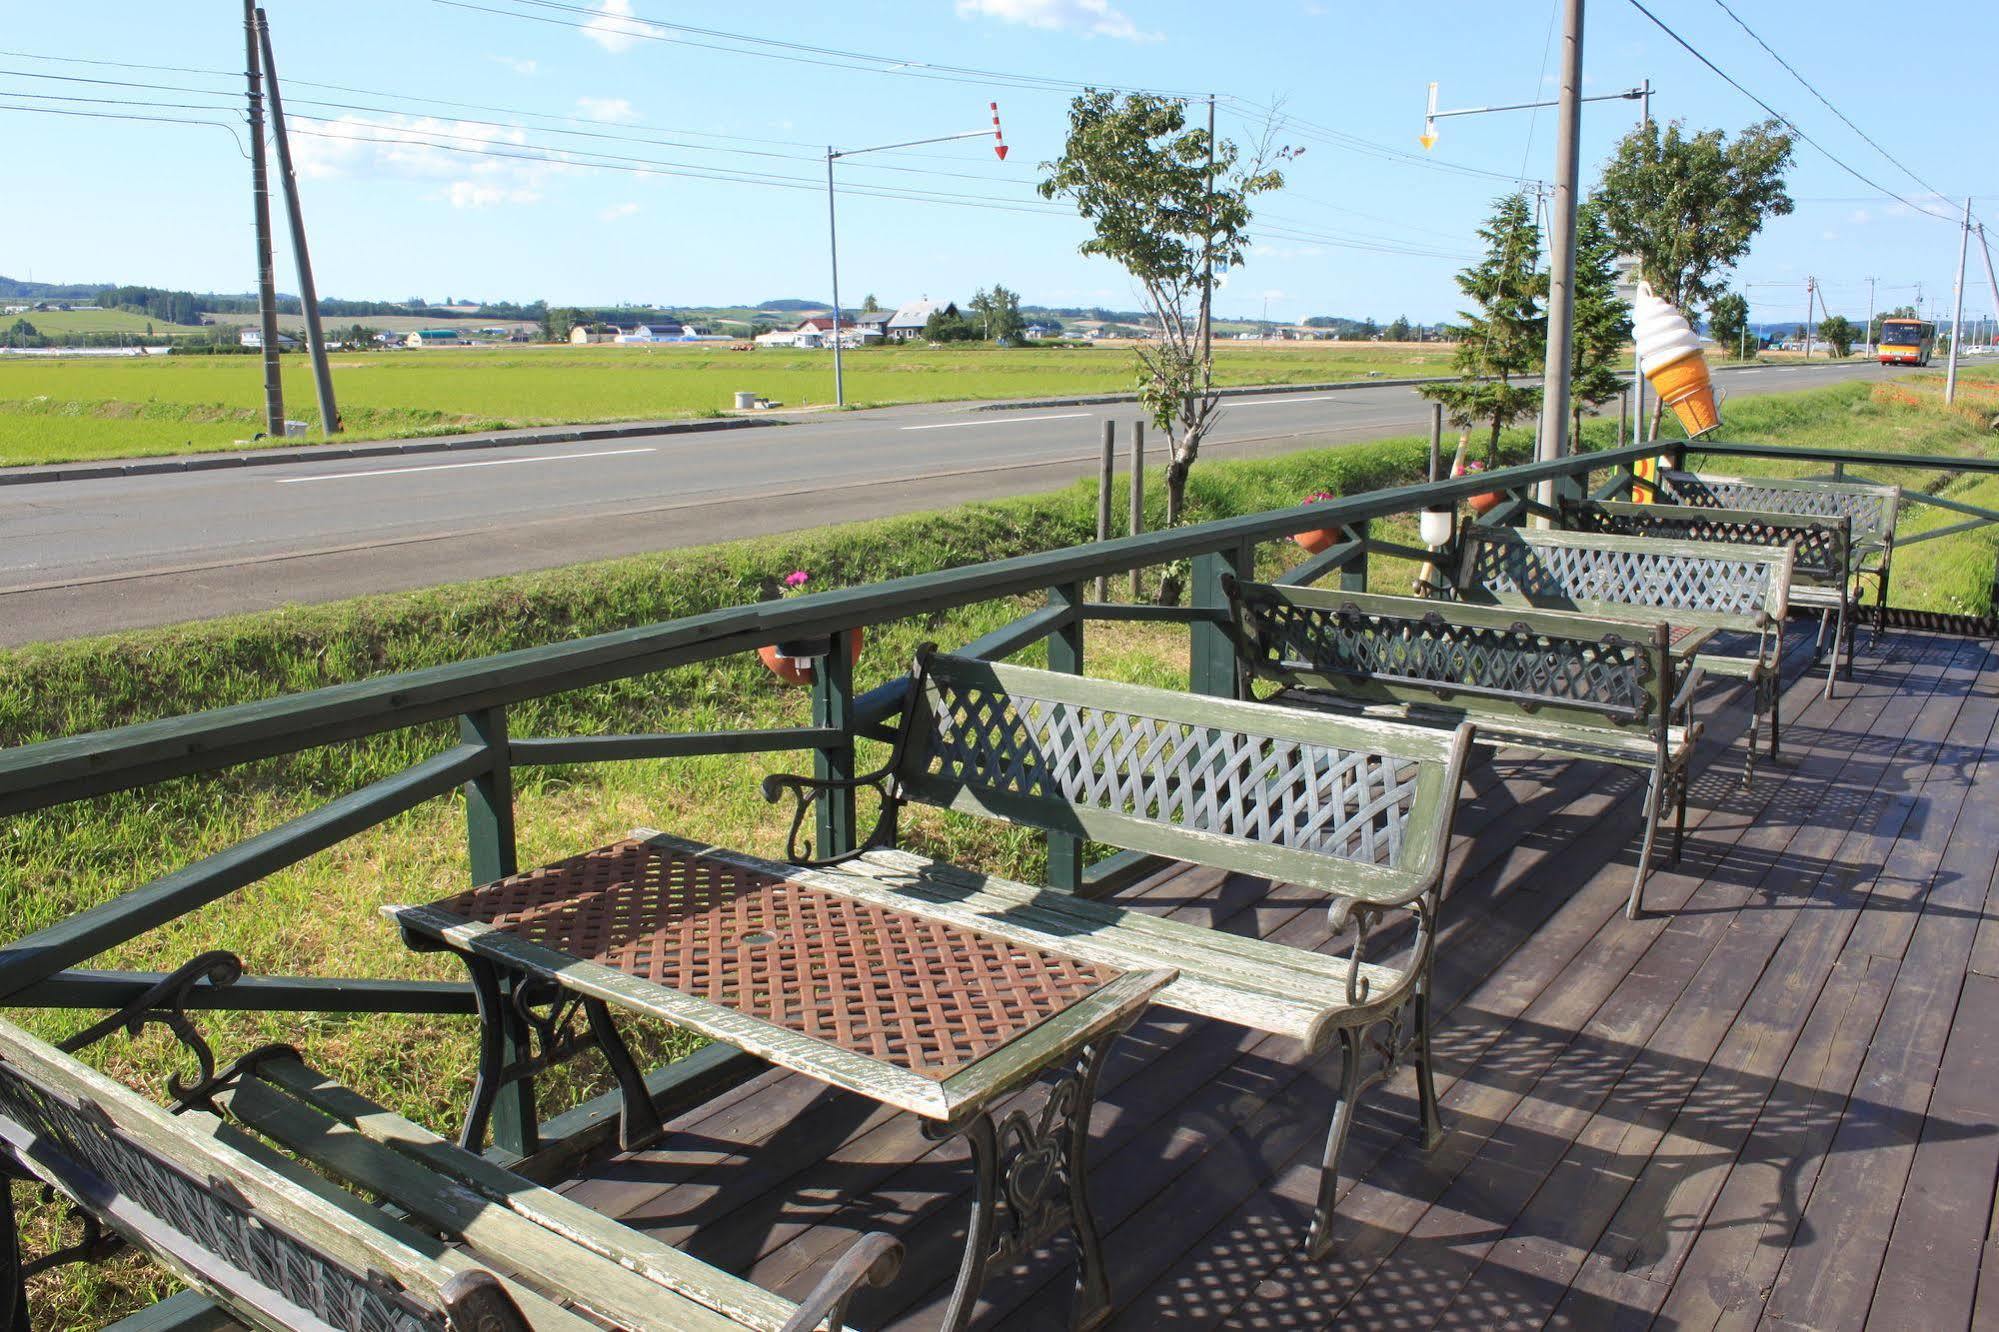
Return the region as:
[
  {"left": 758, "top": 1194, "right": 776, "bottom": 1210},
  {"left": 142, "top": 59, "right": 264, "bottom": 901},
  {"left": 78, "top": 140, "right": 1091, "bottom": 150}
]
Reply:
[
  {"left": 1535, "top": 0, "right": 1584, "bottom": 513},
  {"left": 1946, "top": 197, "right": 1972, "bottom": 403},
  {"left": 256, "top": 8, "right": 339, "bottom": 435},
  {"left": 243, "top": 0, "right": 284, "bottom": 437}
]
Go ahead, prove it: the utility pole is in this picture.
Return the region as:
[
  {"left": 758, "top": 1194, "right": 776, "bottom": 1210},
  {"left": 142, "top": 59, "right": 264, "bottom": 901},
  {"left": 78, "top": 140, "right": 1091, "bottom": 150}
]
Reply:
[
  {"left": 1536, "top": 0, "right": 1585, "bottom": 510},
  {"left": 824, "top": 147, "right": 845, "bottom": 408},
  {"left": 1864, "top": 276, "right": 1878, "bottom": 357},
  {"left": 1801, "top": 277, "right": 1815, "bottom": 360},
  {"left": 242, "top": 0, "right": 283, "bottom": 437},
  {"left": 1633, "top": 79, "right": 1650, "bottom": 449},
  {"left": 255, "top": 8, "right": 338, "bottom": 435},
  {"left": 1946, "top": 196, "right": 1972, "bottom": 403},
  {"left": 1978, "top": 226, "right": 1999, "bottom": 365}
]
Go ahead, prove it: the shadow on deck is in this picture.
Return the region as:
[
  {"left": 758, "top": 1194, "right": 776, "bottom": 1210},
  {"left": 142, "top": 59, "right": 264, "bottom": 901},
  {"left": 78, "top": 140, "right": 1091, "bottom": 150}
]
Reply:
[{"left": 558, "top": 626, "right": 1999, "bottom": 1331}]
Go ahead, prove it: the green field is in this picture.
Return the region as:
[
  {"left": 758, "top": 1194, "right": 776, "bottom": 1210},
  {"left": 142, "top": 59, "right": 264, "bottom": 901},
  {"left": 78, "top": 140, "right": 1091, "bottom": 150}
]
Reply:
[
  {"left": 0, "top": 341, "right": 1456, "bottom": 466},
  {"left": 3, "top": 307, "right": 208, "bottom": 336}
]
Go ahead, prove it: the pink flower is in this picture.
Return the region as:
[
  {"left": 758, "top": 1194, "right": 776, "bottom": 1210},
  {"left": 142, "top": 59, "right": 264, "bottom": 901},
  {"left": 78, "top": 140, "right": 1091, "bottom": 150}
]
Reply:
[
  {"left": 783, "top": 570, "right": 811, "bottom": 589},
  {"left": 1304, "top": 491, "right": 1337, "bottom": 504}
]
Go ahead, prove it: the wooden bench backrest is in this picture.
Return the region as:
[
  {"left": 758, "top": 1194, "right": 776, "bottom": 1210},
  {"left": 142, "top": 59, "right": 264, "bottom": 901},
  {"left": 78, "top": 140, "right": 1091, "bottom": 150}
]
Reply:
[
  {"left": 893, "top": 651, "right": 1471, "bottom": 908},
  {"left": 0, "top": 1019, "right": 460, "bottom": 1332},
  {"left": 1453, "top": 525, "right": 1793, "bottom": 631},
  {"left": 1660, "top": 469, "right": 1899, "bottom": 556},
  {"left": 1559, "top": 498, "right": 1850, "bottom": 585},
  {"left": 1225, "top": 580, "right": 1674, "bottom": 739}
]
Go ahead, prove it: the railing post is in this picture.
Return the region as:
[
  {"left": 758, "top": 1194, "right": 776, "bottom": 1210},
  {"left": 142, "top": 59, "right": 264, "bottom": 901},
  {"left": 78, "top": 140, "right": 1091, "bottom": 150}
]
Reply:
[
  {"left": 1045, "top": 583, "right": 1085, "bottom": 891},
  {"left": 811, "top": 630, "right": 858, "bottom": 861},
  {"left": 1190, "top": 542, "right": 1252, "bottom": 701},
  {"left": 1341, "top": 520, "right": 1370, "bottom": 592},
  {"left": 1129, "top": 420, "right": 1146, "bottom": 601},
  {"left": 459, "top": 705, "right": 531, "bottom": 1155},
  {"left": 1096, "top": 421, "right": 1114, "bottom": 603}
]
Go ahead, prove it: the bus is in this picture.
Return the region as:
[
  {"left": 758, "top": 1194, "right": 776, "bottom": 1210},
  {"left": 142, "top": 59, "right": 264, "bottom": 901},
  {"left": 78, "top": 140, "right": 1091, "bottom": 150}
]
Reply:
[{"left": 1878, "top": 317, "right": 1935, "bottom": 366}]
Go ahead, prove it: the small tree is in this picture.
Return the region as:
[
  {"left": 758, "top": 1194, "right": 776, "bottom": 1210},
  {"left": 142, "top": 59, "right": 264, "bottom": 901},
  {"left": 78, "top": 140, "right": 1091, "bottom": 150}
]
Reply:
[
  {"left": 1040, "top": 89, "right": 1289, "bottom": 579},
  {"left": 1707, "top": 291, "right": 1750, "bottom": 359},
  {"left": 541, "top": 306, "right": 586, "bottom": 342},
  {"left": 1420, "top": 191, "right": 1546, "bottom": 466},
  {"left": 923, "top": 309, "right": 980, "bottom": 342},
  {"left": 969, "top": 284, "right": 1024, "bottom": 342},
  {"left": 861, "top": 293, "right": 880, "bottom": 315},
  {"left": 1385, "top": 315, "right": 1412, "bottom": 341},
  {"left": 1597, "top": 119, "right": 1795, "bottom": 315},
  {"left": 1818, "top": 314, "right": 1856, "bottom": 358},
  {"left": 1569, "top": 198, "right": 1630, "bottom": 423}
]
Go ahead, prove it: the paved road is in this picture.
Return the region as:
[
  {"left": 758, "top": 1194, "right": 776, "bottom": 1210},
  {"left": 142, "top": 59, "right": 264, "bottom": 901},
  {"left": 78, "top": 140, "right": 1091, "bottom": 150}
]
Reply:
[{"left": 0, "top": 359, "right": 1897, "bottom": 645}]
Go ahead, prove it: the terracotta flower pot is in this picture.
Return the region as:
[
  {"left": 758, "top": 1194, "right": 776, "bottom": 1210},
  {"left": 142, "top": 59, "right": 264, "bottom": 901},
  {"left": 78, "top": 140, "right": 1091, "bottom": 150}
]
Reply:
[
  {"left": 758, "top": 630, "right": 864, "bottom": 685},
  {"left": 1292, "top": 528, "right": 1341, "bottom": 554},
  {"left": 1465, "top": 490, "right": 1505, "bottom": 517}
]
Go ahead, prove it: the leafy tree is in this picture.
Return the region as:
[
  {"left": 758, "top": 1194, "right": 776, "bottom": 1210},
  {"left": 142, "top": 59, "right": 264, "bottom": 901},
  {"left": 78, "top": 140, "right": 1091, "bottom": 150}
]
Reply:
[
  {"left": 1420, "top": 191, "right": 1547, "bottom": 466},
  {"left": 860, "top": 293, "right": 880, "bottom": 314},
  {"left": 541, "top": 306, "right": 587, "bottom": 342},
  {"left": 1040, "top": 89, "right": 1289, "bottom": 578},
  {"left": 1818, "top": 314, "right": 1856, "bottom": 358},
  {"left": 970, "top": 284, "right": 1025, "bottom": 342},
  {"left": 1385, "top": 315, "right": 1412, "bottom": 341},
  {"left": 1707, "top": 291, "right": 1750, "bottom": 358},
  {"left": 923, "top": 309, "right": 980, "bottom": 342},
  {"left": 1870, "top": 304, "right": 1917, "bottom": 346},
  {"left": 1568, "top": 199, "right": 1630, "bottom": 415},
  {"left": 1597, "top": 119, "right": 1795, "bottom": 316}
]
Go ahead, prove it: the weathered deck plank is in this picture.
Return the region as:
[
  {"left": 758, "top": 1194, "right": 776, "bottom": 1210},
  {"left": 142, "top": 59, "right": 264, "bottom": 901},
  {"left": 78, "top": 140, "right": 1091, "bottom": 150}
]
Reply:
[{"left": 553, "top": 628, "right": 1999, "bottom": 1330}]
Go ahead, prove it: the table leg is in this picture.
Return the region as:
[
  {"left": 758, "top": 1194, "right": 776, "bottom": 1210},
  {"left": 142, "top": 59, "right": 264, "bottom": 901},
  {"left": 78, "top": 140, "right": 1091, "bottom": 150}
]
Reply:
[
  {"left": 583, "top": 998, "right": 664, "bottom": 1152},
  {"left": 925, "top": 1038, "right": 1120, "bottom": 1332}
]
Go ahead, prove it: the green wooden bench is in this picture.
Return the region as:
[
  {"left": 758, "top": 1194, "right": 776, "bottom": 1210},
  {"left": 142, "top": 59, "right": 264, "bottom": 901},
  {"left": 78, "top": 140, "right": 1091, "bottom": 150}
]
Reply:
[
  {"left": 1222, "top": 579, "right": 1698, "bottom": 919},
  {"left": 761, "top": 648, "right": 1475, "bottom": 1260},
  {"left": 1659, "top": 468, "right": 1899, "bottom": 643},
  {"left": 1449, "top": 523, "right": 1793, "bottom": 787},
  {"left": 1559, "top": 497, "right": 1853, "bottom": 698},
  {"left": 0, "top": 955, "right": 901, "bottom": 1332}
]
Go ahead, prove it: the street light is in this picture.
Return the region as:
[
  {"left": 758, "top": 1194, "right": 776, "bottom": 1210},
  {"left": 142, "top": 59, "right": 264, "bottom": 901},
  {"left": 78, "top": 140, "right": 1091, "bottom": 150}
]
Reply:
[{"left": 825, "top": 106, "right": 1006, "bottom": 407}]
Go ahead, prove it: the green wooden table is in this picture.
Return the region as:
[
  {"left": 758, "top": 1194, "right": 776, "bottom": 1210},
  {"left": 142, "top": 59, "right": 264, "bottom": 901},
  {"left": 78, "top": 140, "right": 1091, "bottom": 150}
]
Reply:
[{"left": 390, "top": 837, "right": 1172, "bottom": 1332}]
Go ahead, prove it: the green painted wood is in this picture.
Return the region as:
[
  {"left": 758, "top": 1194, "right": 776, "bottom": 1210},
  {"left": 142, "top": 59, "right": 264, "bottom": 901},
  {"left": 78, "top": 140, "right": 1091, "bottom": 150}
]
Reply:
[
  {"left": 956, "top": 601, "right": 1073, "bottom": 663},
  {"left": 1190, "top": 544, "right": 1251, "bottom": 701},
  {"left": 509, "top": 727, "right": 842, "bottom": 766},
  {"left": 1275, "top": 537, "right": 1366, "bottom": 589},
  {"left": 1339, "top": 518, "right": 1370, "bottom": 593},
  {"left": 9, "top": 971, "right": 475, "bottom": 1015},
  {"left": 458, "top": 707, "right": 527, "bottom": 1156},
  {"left": 0, "top": 743, "right": 492, "bottom": 1003},
  {"left": 810, "top": 628, "right": 858, "bottom": 864},
  {"left": 1079, "top": 603, "right": 1220, "bottom": 624},
  {"left": 1045, "top": 582, "right": 1086, "bottom": 892},
  {"left": 102, "top": 1292, "right": 240, "bottom": 1332}
]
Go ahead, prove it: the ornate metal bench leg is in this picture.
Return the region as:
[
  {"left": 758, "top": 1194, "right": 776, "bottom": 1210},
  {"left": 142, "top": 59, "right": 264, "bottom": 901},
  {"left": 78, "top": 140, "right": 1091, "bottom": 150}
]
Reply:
[
  {"left": 1629, "top": 767, "right": 1665, "bottom": 919},
  {"left": 927, "top": 1039, "right": 1118, "bottom": 1332},
  {"left": 582, "top": 998, "right": 664, "bottom": 1152},
  {"left": 1306, "top": 1028, "right": 1361, "bottom": 1263},
  {"left": 1413, "top": 987, "right": 1444, "bottom": 1151},
  {"left": 1672, "top": 765, "right": 1690, "bottom": 865},
  {"left": 460, "top": 955, "right": 509, "bottom": 1152},
  {"left": 0, "top": 1179, "right": 26, "bottom": 1332}
]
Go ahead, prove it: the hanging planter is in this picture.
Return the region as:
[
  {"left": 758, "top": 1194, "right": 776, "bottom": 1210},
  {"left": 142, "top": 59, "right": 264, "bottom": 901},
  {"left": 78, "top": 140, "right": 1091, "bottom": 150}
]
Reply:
[
  {"left": 758, "top": 571, "right": 864, "bottom": 685},
  {"left": 1292, "top": 491, "right": 1342, "bottom": 553},
  {"left": 1457, "top": 460, "right": 1504, "bottom": 517}
]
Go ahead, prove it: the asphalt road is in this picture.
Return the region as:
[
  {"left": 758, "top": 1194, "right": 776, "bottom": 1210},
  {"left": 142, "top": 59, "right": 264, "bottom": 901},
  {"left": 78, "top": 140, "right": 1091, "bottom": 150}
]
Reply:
[{"left": 0, "top": 358, "right": 1897, "bottom": 645}]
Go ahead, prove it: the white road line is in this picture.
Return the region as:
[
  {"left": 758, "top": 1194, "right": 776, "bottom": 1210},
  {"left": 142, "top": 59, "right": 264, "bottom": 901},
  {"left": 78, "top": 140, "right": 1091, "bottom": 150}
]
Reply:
[
  {"left": 1224, "top": 394, "right": 1339, "bottom": 406},
  {"left": 899, "top": 412, "right": 1094, "bottom": 431},
  {"left": 275, "top": 447, "right": 657, "bottom": 484}
]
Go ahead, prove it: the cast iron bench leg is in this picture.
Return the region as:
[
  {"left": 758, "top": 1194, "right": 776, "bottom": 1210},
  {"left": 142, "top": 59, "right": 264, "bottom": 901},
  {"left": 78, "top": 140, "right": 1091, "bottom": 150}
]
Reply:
[
  {"left": 1306, "top": 990, "right": 1439, "bottom": 1263},
  {"left": 1629, "top": 765, "right": 1667, "bottom": 919},
  {"left": 927, "top": 1038, "right": 1121, "bottom": 1332},
  {"left": 460, "top": 954, "right": 512, "bottom": 1153}
]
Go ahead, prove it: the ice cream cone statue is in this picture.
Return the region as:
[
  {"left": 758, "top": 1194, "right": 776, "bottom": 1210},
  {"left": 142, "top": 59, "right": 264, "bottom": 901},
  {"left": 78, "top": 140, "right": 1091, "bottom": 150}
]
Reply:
[{"left": 1634, "top": 281, "right": 1722, "bottom": 439}]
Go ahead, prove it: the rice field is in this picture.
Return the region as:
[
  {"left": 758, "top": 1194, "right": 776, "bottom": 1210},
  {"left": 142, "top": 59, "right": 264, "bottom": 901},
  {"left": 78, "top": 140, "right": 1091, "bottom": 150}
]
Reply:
[{"left": 0, "top": 341, "right": 1457, "bottom": 466}]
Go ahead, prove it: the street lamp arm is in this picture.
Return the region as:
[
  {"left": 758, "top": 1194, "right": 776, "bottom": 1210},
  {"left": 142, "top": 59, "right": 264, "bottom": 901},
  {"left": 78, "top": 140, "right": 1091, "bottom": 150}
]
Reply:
[
  {"left": 1429, "top": 87, "right": 1645, "bottom": 120},
  {"left": 831, "top": 128, "right": 993, "bottom": 160}
]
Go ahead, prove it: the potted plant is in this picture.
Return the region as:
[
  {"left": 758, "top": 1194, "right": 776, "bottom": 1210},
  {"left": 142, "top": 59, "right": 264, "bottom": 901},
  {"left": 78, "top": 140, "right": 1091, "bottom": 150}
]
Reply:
[
  {"left": 1292, "top": 491, "right": 1343, "bottom": 554},
  {"left": 1458, "top": 459, "right": 1505, "bottom": 516},
  {"left": 758, "top": 570, "right": 864, "bottom": 685}
]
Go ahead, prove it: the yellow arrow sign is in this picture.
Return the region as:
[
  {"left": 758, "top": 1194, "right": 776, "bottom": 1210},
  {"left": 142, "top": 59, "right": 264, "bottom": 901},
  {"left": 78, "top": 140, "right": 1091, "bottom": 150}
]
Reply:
[{"left": 1418, "top": 131, "right": 1438, "bottom": 151}]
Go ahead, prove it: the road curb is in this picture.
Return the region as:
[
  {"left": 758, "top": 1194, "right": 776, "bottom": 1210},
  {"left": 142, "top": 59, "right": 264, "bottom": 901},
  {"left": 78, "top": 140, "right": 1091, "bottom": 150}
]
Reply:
[
  {"left": 970, "top": 376, "right": 1449, "bottom": 412},
  {"left": 0, "top": 416, "right": 778, "bottom": 488}
]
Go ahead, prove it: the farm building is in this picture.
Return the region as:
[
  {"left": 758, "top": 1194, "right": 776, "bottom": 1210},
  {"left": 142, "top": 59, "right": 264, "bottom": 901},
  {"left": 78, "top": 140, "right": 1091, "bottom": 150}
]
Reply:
[
  {"left": 238, "top": 327, "right": 300, "bottom": 350},
  {"left": 406, "top": 329, "right": 466, "bottom": 348},
  {"left": 886, "top": 299, "right": 958, "bottom": 342}
]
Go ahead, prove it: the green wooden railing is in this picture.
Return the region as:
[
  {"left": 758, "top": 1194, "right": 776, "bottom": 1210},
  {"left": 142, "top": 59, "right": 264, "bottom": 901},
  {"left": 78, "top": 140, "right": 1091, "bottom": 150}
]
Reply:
[{"left": 3, "top": 434, "right": 1994, "bottom": 1157}]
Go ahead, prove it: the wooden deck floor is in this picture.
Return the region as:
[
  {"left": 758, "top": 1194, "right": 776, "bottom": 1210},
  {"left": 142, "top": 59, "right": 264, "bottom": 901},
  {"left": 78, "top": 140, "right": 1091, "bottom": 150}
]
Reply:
[{"left": 558, "top": 626, "right": 1999, "bottom": 1330}]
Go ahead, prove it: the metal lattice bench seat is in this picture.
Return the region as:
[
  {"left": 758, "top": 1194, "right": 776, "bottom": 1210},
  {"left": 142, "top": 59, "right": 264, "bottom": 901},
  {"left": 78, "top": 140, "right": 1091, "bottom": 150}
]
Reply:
[
  {"left": 1222, "top": 580, "right": 1699, "bottom": 918},
  {"left": 761, "top": 648, "right": 1474, "bottom": 1261},
  {"left": 0, "top": 960, "right": 901, "bottom": 1332},
  {"left": 1449, "top": 523, "right": 1793, "bottom": 787},
  {"left": 1560, "top": 497, "right": 1854, "bottom": 697},
  {"left": 1659, "top": 468, "right": 1899, "bottom": 643}
]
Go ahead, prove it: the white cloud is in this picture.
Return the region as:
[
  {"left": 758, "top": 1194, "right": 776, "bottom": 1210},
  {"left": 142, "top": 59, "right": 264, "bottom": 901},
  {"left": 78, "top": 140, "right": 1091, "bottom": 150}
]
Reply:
[
  {"left": 1850, "top": 208, "right": 1873, "bottom": 225},
  {"left": 599, "top": 201, "right": 641, "bottom": 222},
  {"left": 954, "top": 0, "right": 1159, "bottom": 43},
  {"left": 290, "top": 113, "right": 564, "bottom": 210},
  {"left": 488, "top": 55, "right": 537, "bottom": 76},
  {"left": 1261, "top": 288, "right": 1287, "bottom": 301},
  {"left": 576, "top": 96, "right": 641, "bottom": 124},
  {"left": 1252, "top": 243, "right": 1324, "bottom": 261},
  {"left": 581, "top": 0, "right": 663, "bottom": 54},
  {"left": 449, "top": 180, "right": 542, "bottom": 209}
]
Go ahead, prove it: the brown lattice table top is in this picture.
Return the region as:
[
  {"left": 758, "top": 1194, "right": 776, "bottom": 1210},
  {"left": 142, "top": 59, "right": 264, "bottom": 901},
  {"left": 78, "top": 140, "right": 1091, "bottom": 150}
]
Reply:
[{"left": 392, "top": 839, "right": 1165, "bottom": 1121}]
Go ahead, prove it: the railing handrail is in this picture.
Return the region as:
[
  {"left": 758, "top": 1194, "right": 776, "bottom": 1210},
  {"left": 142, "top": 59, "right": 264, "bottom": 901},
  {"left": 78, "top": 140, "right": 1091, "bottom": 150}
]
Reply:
[{"left": 0, "top": 441, "right": 1660, "bottom": 813}]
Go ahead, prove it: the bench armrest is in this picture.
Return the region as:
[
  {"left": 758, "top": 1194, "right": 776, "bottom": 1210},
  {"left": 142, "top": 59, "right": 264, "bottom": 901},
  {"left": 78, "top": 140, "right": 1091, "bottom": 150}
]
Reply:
[
  {"left": 1669, "top": 663, "right": 1705, "bottom": 722},
  {"left": 778, "top": 1231, "right": 904, "bottom": 1332},
  {"left": 761, "top": 761, "right": 901, "bottom": 868}
]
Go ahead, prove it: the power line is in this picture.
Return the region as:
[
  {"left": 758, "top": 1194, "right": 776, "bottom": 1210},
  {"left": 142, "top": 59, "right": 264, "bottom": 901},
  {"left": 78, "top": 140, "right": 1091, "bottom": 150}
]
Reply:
[
  {"left": 1706, "top": 0, "right": 1951, "bottom": 205},
  {"left": 1621, "top": 0, "right": 1959, "bottom": 224}
]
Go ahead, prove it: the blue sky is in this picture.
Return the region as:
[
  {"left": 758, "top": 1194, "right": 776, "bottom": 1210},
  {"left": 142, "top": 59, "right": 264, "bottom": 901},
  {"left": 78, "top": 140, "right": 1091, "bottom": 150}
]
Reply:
[{"left": 2, "top": 0, "right": 1992, "bottom": 326}]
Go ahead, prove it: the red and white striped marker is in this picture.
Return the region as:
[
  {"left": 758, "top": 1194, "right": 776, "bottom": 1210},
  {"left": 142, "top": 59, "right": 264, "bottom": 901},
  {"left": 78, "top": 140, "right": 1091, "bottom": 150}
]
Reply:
[{"left": 991, "top": 102, "right": 1007, "bottom": 161}]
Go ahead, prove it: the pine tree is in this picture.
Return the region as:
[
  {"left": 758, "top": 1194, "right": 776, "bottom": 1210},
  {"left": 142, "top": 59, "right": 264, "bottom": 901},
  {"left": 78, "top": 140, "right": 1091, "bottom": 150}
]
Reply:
[
  {"left": 1420, "top": 191, "right": 1547, "bottom": 465},
  {"left": 1568, "top": 198, "right": 1630, "bottom": 416}
]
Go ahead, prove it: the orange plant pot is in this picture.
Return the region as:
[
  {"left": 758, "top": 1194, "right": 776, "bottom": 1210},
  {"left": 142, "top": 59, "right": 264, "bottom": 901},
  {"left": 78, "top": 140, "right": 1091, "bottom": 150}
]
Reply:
[
  {"left": 1293, "top": 528, "right": 1341, "bottom": 554},
  {"left": 1466, "top": 491, "right": 1505, "bottom": 517},
  {"left": 758, "top": 630, "right": 865, "bottom": 685}
]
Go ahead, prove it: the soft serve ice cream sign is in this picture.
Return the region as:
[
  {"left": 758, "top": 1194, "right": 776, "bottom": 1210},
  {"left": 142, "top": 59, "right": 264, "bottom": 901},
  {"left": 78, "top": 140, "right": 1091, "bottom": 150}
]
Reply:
[{"left": 1633, "top": 282, "right": 1723, "bottom": 438}]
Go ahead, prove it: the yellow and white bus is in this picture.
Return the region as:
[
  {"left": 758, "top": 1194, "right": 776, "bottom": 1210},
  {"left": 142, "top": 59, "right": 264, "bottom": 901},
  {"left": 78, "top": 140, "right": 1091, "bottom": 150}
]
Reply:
[{"left": 1877, "top": 317, "right": 1935, "bottom": 366}]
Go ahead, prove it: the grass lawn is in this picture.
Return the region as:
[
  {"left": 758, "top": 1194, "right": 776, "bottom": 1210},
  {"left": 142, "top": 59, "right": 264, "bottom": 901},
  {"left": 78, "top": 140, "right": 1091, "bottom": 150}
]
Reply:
[
  {"left": 4, "top": 307, "right": 208, "bottom": 336},
  {"left": 1, "top": 371, "right": 1991, "bottom": 1325},
  {"left": 0, "top": 340, "right": 1457, "bottom": 467}
]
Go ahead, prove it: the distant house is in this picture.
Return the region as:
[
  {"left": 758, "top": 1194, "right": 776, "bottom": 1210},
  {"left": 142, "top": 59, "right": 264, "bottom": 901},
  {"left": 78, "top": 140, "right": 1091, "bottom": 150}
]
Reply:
[
  {"left": 406, "top": 328, "right": 466, "bottom": 348},
  {"left": 886, "top": 299, "right": 958, "bottom": 342},
  {"left": 238, "top": 327, "right": 299, "bottom": 349},
  {"left": 1023, "top": 324, "right": 1051, "bottom": 340},
  {"left": 616, "top": 323, "right": 687, "bottom": 344},
  {"left": 852, "top": 310, "right": 893, "bottom": 339},
  {"left": 795, "top": 316, "right": 839, "bottom": 335}
]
